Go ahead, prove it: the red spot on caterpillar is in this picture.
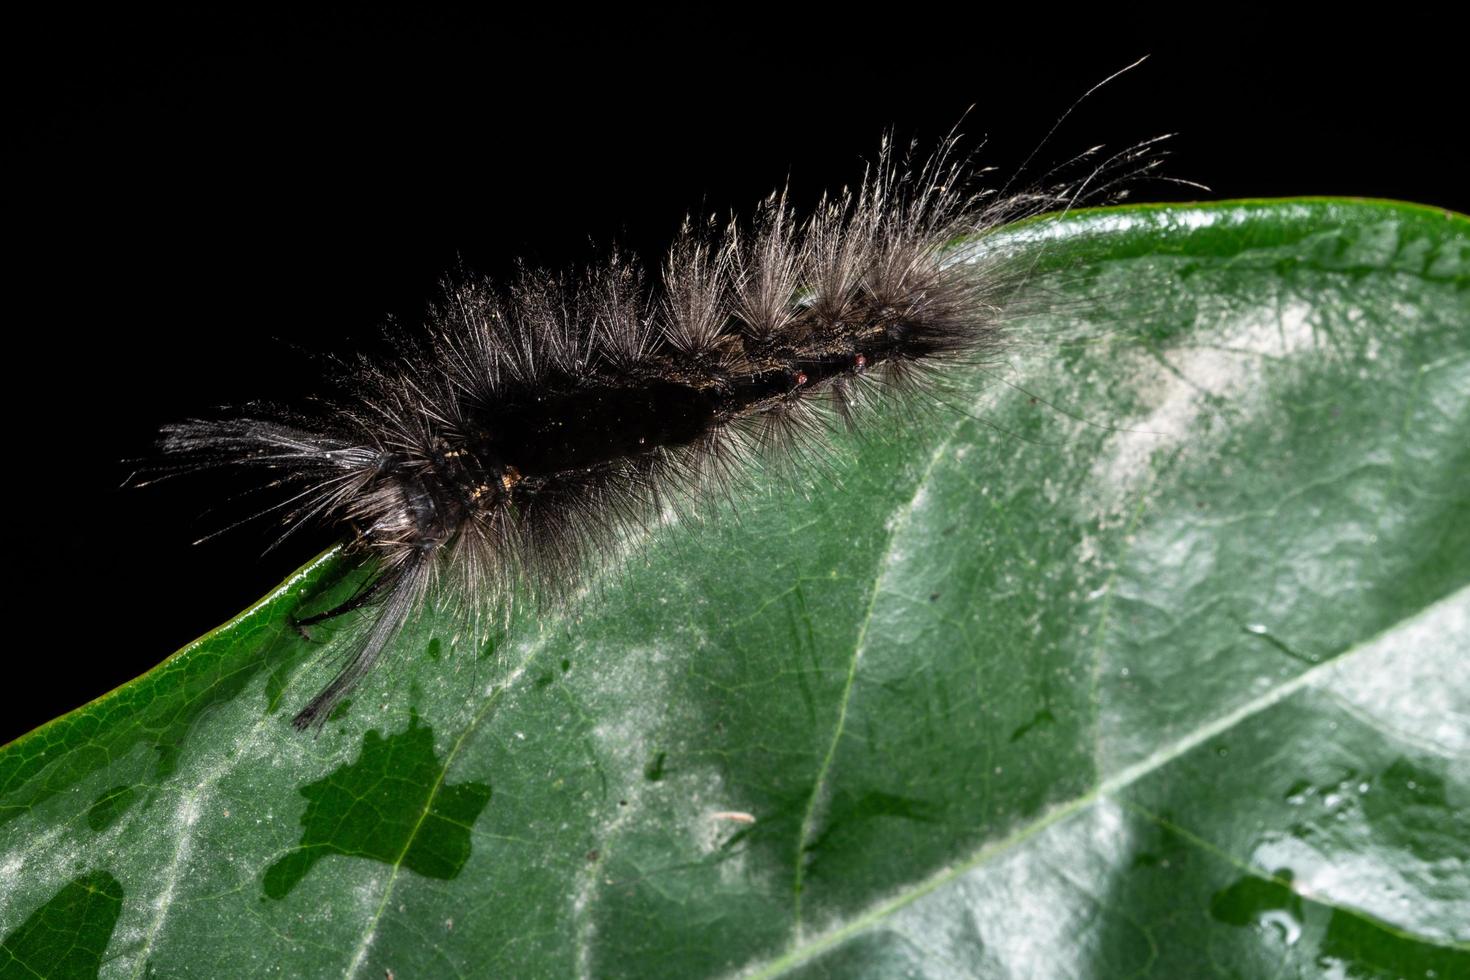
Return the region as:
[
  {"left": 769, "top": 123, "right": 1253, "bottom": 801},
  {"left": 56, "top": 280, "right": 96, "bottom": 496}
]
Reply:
[
  {"left": 795, "top": 372, "right": 808, "bottom": 386},
  {"left": 854, "top": 354, "right": 867, "bottom": 371}
]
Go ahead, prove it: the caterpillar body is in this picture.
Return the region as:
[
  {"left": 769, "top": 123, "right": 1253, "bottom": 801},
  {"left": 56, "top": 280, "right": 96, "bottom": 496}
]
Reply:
[{"left": 148, "top": 135, "right": 1156, "bottom": 730}]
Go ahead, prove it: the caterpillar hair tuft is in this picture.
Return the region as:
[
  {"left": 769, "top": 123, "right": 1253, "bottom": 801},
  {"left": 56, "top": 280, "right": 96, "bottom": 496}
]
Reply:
[{"left": 142, "top": 131, "right": 1165, "bottom": 730}]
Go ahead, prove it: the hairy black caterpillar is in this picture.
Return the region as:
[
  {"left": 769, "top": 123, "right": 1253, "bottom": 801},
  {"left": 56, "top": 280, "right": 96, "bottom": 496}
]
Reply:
[{"left": 141, "top": 130, "right": 1165, "bottom": 731}]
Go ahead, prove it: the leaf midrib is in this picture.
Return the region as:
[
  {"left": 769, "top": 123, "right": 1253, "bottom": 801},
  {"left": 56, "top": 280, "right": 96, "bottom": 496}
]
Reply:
[{"left": 735, "top": 585, "right": 1470, "bottom": 979}]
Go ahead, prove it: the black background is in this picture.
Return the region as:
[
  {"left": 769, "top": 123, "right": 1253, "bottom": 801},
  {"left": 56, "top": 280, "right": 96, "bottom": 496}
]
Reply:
[{"left": 6, "top": 12, "right": 1462, "bottom": 743}]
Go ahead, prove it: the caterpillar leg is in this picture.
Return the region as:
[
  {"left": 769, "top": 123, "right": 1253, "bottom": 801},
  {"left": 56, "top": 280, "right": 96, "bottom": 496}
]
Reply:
[{"left": 290, "top": 571, "right": 392, "bottom": 633}]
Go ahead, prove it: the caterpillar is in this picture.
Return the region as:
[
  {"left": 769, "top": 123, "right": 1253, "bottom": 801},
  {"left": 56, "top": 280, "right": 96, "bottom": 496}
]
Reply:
[{"left": 143, "top": 131, "right": 1164, "bottom": 731}]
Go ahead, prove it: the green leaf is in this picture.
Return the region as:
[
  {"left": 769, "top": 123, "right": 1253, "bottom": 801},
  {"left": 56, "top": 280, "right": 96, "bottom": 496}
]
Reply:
[{"left": 3, "top": 200, "right": 1466, "bottom": 979}]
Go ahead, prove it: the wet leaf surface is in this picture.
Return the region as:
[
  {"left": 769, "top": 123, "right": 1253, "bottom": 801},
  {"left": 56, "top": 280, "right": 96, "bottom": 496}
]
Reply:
[{"left": 2, "top": 200, "right": 1466, "bottom": 979}]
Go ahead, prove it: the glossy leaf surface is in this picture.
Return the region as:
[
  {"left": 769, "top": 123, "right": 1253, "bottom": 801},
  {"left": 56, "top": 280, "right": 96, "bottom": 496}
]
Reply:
[{"left": 3, "top": 200, "right": 1467, "bottom": 979}]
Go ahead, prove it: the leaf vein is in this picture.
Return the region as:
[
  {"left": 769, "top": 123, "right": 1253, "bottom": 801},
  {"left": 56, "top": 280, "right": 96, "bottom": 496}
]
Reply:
[{"left": 741, "top": 585, "right": 1469, "bottom": 977}]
